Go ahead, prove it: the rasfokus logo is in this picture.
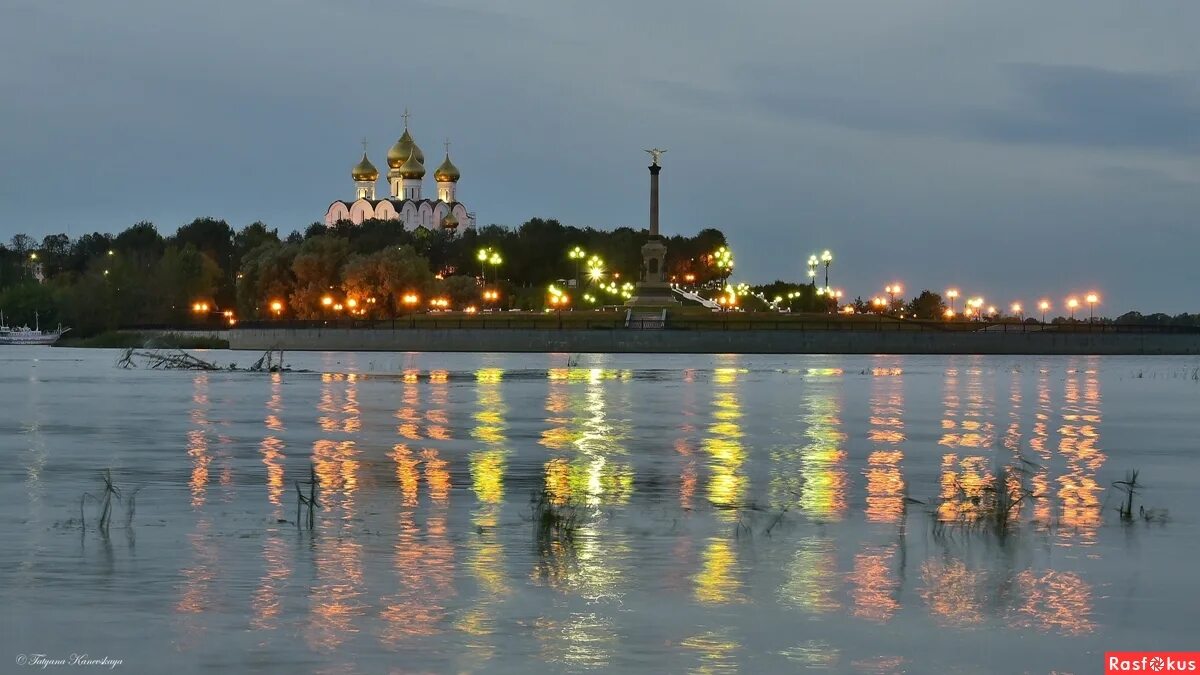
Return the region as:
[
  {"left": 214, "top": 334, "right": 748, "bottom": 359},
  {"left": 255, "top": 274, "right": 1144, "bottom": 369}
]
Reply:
[{"left": 1106, "top": 652, "right": 1199, "bottom": 673}]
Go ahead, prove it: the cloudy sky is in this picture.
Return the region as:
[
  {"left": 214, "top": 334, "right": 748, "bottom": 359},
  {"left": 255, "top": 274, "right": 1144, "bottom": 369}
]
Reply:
[{"left": 2, "top": 0, "right": 1198, "bottom": 313}]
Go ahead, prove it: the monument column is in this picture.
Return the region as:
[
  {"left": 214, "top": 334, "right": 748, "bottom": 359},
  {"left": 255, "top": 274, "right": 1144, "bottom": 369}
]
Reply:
[{"left": 627, "top": 148, "right": 676, "bottom": 307}]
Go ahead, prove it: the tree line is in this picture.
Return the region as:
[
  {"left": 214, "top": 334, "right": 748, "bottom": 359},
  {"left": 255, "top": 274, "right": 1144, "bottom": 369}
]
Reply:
[{"left": 0, "top": 217, "right": 729, "bottom": 334}]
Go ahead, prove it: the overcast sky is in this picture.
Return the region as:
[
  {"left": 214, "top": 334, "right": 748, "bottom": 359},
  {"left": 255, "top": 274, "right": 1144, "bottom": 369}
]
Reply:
[{"left": 2, "top": 0, "right": 1198, "bottom": 313}]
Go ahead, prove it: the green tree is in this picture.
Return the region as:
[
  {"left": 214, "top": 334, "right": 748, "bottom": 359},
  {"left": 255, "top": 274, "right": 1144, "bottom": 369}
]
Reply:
[
  {"left": 290, "top": 236, "right": 351, "bottom": 318},
  {"left": 237, "top": 241, "right": 299, "bottom": 318},
  {"left": 906, "top": 290, "right": 946, "bottom": 320},
  {"left": 341, "top": 246, "right": 434, "bottom": 316},
  {"left": 154, "top": 245, "right": 223, "bottom": 323}
]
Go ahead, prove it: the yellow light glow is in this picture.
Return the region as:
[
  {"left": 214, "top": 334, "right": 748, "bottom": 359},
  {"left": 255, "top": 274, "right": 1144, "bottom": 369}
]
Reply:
[
  {"left": 346, "top": 298, "right": 357, "bottom": 309},
  {"left": 321, "top": 296, "right": 333, "bottom": 307},
  {"left": 1067, "top": 298, "right": 1079, "bottom": 309},
  {"left": 1085, "top": 293, "right": 1099, "bottom": 304},
  {"left": 269, "top": 300, "right": 283, "bottom": 314}
]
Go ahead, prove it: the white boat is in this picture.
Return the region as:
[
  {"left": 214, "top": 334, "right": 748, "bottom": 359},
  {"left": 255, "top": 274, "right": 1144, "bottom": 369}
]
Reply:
[{"left": 0, "top": 311, "right": 70, "bottom": 345}]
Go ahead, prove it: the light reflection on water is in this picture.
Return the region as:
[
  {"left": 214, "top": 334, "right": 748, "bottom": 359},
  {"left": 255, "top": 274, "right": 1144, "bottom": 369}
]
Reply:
[{"left": 1, "top": 350, "right": 1197, "bottom": 674}]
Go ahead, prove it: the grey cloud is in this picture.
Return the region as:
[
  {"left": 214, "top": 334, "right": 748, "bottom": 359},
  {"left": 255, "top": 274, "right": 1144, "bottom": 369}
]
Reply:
[{"left": 970, "top": 64, "right": 1200, "bottom": 153}]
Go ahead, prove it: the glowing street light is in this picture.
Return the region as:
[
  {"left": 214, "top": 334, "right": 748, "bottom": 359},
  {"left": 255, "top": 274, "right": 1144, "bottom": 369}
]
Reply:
[
  {"left": 321, "top": 295, "right": 334, "bottom": 308},
  {"left": 488, "top": 252, "right": 502, "bottom": 283},
  {"left": 821, "top": 250, "right": 833, "bottom": 289},
  {"left": 885, "top": 283, "right": 903, "bottom": 309},
  {"left": 1010, "top": 302, "right": 1023, "bottom": 320},
  {"left": 568, "top": 246, "right": 586, "bottom": 288},
  {"left": 1066, "top": 297, "right": 1079, "bottom": 320},
  {"left": 270, "top": 300, "right": 283, "bottom": 317},
  {"left": 807, "top": 254, "right": 819, "bottom": 286},
  {"left": 1085, "top": 292, "right": 1100, "bottom": 322},
  {"left": 1038, "top": 300, "right": 1050, "bottom": 323},
  {"left": 402, "top": 292, "right": 420, "bottom": 309},
  {"left": 946, "top": 289, "right": 959, "bottom": 313},
  {"left": 943, "top": 307, "right": 955, "bottom": 319}
]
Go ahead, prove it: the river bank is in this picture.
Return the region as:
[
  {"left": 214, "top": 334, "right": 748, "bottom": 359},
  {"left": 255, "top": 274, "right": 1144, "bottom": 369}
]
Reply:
[{"left": 228, "top": 325, "right": 1200, "bottom": 355}]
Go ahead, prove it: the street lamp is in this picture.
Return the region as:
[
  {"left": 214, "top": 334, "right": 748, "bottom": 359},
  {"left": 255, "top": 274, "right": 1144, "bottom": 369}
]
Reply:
[
  {"left": 1066, "top": 297, "right": 1079, "bottom": 320},
  {"left": 821, "top": 250, "right": 833, "bottom": 289},
  {"left": 885, "top": 284, "right": 903, "bottom": 311},
  {"left": 807, "top": 255, "right": 819, "bottom": 287},
  {"left": 488, "top": 252, "right": 502, "bottom": 283},
  {"left": 568, "top": 246, "right": 586, "bottom": 288},
  {"left": 1038, "top": 300, "right": 1050, "bottom": 323},
  {"left": 1085, "top": 293, "right": 1099, "bottom": 322},
  {"left": 946, "top": 289, "right": 959, "bottom": 314},
  {"left": 270, "top": 300, "right": 283, "bottom": 317},
  {"left": 1010, "top": 302, "right": 1022, "bottom": 320},
  {"left": 476, "top": 248, "right": 492, "bottom": 280}
]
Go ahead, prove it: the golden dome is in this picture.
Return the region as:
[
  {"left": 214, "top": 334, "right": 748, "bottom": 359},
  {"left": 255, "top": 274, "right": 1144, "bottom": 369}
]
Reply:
[
  {"left": 398, "top": 146, "right": 425, "bottom": 179},
  {"left": 351, "top": 153, "right": 379, "bottom": 181},
  {"left": 387, "top": 128, "right": 424, "bottom": 169},
  {"left": 441, "top": 212, "right": 459, "bottom": 229},
  {"left": 434, "top": 153, "right": 460, "bottom": 182}
]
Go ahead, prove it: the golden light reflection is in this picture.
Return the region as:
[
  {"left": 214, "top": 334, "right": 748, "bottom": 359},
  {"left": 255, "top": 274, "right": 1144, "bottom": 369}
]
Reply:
[
  {"left": 1011, "top": 569, "right": 1095, "bottom": 635},
  {"left": 1057, "top": 363, "right": 1105, "bottom": 543},
  {"left": 317, "top": 372, "right": 361, "bottom": 433},
  {"left": 187, "top": 374, "right": 210, "bottom": 508},
  {"left": 260, "top": 372, "right": 286, "bottom": 507},
  {"left": 1031, "top": 368, "right": 1053, "bottom": 524},
  {"left": 250, "top": 533, "right": 290, "bottom": 631},
  {"left": 305, "top": 537, "right": 365, "bottom": 652},
  {"left": 426, "top": 369, "right": 451, "bottom": 440},
  {"left": 705, "top": 369, "right": 745, "bottom": 514},
  {"left": 779, "top": 536, "right": 841, "bottom": 613},
  {"left": 456, "top": 503, "right": 508, "bottom": 667},
  {"left": 680, "top": 628, "right": 741, "bottom": 675},
  {"left": 799, "top": 388, "right": 847, "bottom": 519},
  {"left": 312, "top": 439, "right": 360, "bottom": 517},
  {"left": 865, "top": 362, "right": 905, "bottom": 523},
  {"left": 534, "top": 613, "right": 619, "bottom": 670},
  {"left": 396, "top": 368, "right": 421, "bottom": 442},
  {"left": 471, "top": 368, "right": 508, "bottom": 504},
  {"left": 390, "top": 443, "right": 420, "bottom": 507},
  {"left": 920, "top": 558, "right": 983, "bottom": 627},
  {"left": 693, "top": 538, "right": 744, "bottom": 604},
  {"left": 849, "top": 544, "right": 900, "bottom": 622}
]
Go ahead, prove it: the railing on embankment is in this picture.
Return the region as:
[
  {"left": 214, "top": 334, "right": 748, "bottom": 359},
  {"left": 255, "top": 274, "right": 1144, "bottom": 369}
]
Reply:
[{"left": 214, "top": 316, "right": 1200, "bottom": 355}]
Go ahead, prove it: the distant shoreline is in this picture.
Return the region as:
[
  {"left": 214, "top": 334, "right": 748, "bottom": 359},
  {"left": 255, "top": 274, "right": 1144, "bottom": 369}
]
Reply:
[{"left": 227, "top": 326, "right": 1200, "bottom": 355}]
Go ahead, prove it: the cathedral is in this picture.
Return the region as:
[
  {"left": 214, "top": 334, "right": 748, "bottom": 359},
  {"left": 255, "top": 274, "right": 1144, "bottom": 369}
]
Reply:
[{"left": 324, "top": 115, "right": 475, "bottom": 233}]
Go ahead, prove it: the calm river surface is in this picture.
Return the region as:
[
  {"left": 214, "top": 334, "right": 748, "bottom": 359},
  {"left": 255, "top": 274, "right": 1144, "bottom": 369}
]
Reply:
[{"left": 2, "top": 348, "right": 1198, "bottom": 673}]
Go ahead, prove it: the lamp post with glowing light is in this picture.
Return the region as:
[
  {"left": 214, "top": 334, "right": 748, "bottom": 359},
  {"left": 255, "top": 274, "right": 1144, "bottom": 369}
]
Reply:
[
  {"left": 1010, "top": 302, "right": 1023, "bottom": 320},
  {"left": 270, "top": 300, "right": 283, "bottom": 319},
  {"left": 807, "top": 255, "right": 819, "bottom": 288},
  {"left": 946, "top": 289, "right": 959, "bottom": 314},
  {"left": 821, "top": 250, "right": 833, "bottom": 290},
  {"left": 1086, "top": 293, "right": 1099, "bottom": 322},
  {"left": 885, "top": 283, "right": 903, "bottom": 313},
  {"left": 1038, "top": 300, "right": 1050, "bottom": 323},
  {"left": 1067, "top": 297, "right": 1079, "bottom": 320},
  {"left": 568, "top": 246, "right": 586, "bottom": 289}
]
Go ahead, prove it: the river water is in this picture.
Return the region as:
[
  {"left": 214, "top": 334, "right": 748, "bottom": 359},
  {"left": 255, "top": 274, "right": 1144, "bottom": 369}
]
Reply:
[{"left": 1, "top": 347, "right": 1198, "bottom": 674}]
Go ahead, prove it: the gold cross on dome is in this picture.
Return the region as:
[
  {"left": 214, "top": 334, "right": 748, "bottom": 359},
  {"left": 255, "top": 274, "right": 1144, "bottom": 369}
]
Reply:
[{"left": 402, "top": 108, "right": 411, "bottom": 128}]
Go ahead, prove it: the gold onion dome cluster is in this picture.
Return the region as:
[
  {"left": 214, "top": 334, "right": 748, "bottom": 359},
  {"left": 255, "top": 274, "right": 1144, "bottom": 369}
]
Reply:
[
  {"left": 441, "top": 212, "right": 459, "bottom": 229},
  {"left": 351, "top": 153, "right": 379, "bottom": 181},
  {"left": 387, "top": 129, "right": 424, "bottom": 169},
  {"left": 434, "top": 153, "right": 460, "bottom": 182},
  {"left": 397, "top": 145, "right": 426, "bottom": 179}
]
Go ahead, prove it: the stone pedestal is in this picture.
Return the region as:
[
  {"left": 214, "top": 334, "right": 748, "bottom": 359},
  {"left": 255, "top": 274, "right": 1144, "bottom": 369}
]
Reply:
[
  {"left": 627, "top": 237, "right": 676, "bottom": 306},
  {"left": 627, "top": 162, "right": 678, "bottom": 307}
]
